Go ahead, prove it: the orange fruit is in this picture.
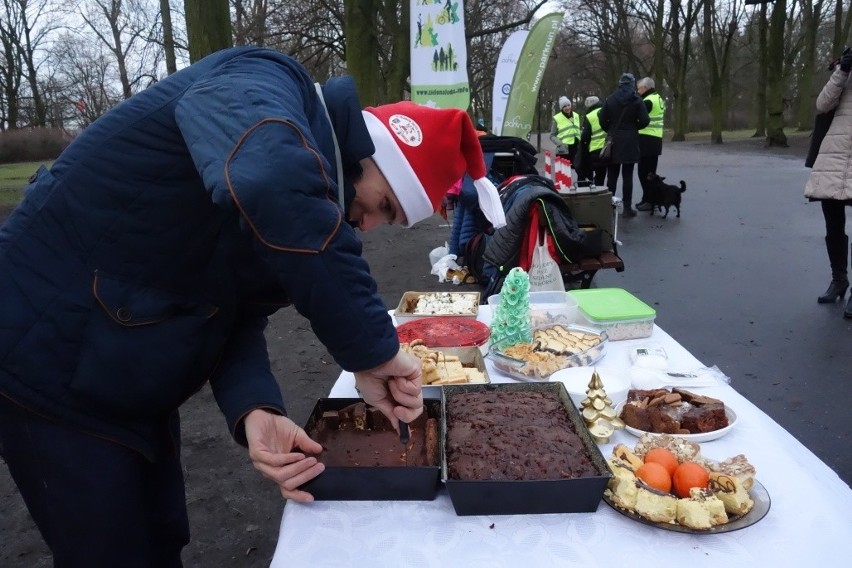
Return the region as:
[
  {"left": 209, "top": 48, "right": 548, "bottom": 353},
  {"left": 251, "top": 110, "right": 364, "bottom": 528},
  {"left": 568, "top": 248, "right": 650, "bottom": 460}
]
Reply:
[
  {"left": 635, "top": 462, "right": 672, "bottom": 493},
  {"left": 672, "top": 461, "right": 710, "bottom": 498},
  {"left": 643, "top": 448, "right": 679, "bottom": 476}
]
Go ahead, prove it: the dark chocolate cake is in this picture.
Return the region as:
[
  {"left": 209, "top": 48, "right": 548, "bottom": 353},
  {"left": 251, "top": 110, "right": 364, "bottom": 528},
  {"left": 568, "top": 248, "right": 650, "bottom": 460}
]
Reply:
[
  {"left": 619, "top": 388, "right": 729, "bottom": 434},
  {"left": 307, "top": 402, "right": 439, "bottom": 467},
  {"left": 445, "top": 390, "right": 598, "bottom": 481}
]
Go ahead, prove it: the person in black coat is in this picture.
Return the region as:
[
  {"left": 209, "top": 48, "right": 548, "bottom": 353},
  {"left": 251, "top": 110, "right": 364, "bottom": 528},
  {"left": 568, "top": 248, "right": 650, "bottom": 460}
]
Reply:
[{"left": 599, "top": 73, "right": 650, "bottom": 217}]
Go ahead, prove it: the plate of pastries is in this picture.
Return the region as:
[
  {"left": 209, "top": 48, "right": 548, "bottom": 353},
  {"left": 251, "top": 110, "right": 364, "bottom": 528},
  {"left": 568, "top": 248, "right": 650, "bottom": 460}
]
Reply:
[{"left": 603, "top": 433, "right": 770, "bottom": 533}]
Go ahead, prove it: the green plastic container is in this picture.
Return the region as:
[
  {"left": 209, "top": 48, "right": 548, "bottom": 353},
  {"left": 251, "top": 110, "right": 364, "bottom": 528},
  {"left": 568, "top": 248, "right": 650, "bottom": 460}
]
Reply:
[{"left": 568, "top": 288, "right": 656, "bottom": 340}]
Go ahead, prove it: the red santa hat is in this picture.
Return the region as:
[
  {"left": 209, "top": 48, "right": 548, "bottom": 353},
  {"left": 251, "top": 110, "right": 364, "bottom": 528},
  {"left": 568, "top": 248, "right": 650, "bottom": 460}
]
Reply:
[{"left": 362, "top": 102, "right": 506, "bottom": 228}]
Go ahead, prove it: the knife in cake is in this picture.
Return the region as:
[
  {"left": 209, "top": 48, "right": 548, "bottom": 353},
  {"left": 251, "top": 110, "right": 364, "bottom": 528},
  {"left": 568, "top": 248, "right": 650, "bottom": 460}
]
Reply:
[{"left": 399, "top": 420, "right": 410, "bottom": 445}]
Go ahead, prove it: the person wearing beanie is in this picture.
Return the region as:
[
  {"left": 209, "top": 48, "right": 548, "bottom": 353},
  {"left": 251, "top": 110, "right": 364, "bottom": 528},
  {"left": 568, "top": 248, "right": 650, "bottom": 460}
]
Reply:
[
  {"left": 0, "top": 47, "right": 502, "bottom": 563},
  {"left": 549, "top": 95, "right": 580, "bottom": 164},
  {"left": 575, "top": 95, "right": 608, "bottom": 186},
  {"left": 599, "top": 73, "right": 650, "bottom": 217},
  {"left": 635, "top": 77, "right": 666, "bottom": 211}
]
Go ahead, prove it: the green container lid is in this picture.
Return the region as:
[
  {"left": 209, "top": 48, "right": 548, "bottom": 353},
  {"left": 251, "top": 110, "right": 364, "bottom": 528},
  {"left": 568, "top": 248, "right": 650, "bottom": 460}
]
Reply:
[{"left": 568, "top": 288, "right": 656, "bottom": 322}]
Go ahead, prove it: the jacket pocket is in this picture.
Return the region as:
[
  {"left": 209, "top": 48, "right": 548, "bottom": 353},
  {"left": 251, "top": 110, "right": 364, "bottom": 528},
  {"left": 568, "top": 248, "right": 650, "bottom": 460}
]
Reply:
[{"left": 71, "top": 270, "right": 220, "bottom": 418}]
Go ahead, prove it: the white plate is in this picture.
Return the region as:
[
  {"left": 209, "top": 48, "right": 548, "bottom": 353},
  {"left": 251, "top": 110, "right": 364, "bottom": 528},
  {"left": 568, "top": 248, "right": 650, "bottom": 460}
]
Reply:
[
  {"left": 549, "top": 367, "right": 630, "bottom": 407},
  {"left": 615, "top": 400, "right": 738, "bottom": 442}
]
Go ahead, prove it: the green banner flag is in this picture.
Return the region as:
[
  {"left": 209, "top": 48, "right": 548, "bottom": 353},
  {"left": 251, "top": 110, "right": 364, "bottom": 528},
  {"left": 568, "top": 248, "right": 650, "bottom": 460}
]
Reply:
[
  {"left": 410, "top": 0, "right": 470, "bottom": 110},
  {"left": 500, "top": 12, "right": 564, "bottom": 138}
]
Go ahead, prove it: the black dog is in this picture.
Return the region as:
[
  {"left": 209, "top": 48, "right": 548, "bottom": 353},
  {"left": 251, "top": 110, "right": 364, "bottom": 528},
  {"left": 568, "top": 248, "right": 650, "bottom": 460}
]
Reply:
[{"left": 645, "top": 173, "right": 687, "bottom": 218}]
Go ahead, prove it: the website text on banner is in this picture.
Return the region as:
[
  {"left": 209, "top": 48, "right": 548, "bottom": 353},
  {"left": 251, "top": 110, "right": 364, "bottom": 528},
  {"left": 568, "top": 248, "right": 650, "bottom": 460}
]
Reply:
[
  {"left": 500, "top": 12, "right": 564, "bottom": 139},
  {"left": 410, "top": 0, "right": 470, "bottom": 110},
  {"left": 491, "top": 30, "right": 528, "bottom": 135}
]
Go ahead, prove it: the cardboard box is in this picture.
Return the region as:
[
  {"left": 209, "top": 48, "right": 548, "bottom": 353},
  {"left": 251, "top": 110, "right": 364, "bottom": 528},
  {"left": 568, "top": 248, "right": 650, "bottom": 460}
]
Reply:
[{"left": 560, "top": 190, "right": 615, "bottom": 251}]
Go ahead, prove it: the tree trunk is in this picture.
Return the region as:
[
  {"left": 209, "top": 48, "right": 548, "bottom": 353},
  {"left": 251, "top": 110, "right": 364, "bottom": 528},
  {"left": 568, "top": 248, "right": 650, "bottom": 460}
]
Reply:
[
  {"left": 751, "top": 1, "right": 767, "bottom": 137},
  {"left": 794, "top": 0, "right": 819, "bottom": 132},
  {"left": 651, "top": 0, "right": 665, "bottom": 86},
  {"left": 184, "top": 0, "right": 232, "bottom": 63},
  {"left": 702, "top": 0, "right": 723, "bottom": 144},
  {"left": 765, "top": 0, "right": 787, "bottom": 147},
  {"left": 831, "top": 0, "right": 852, "bottom": 55},
  {"left": 160, "top": 0, "right": 177, "bottom": 74},
  {"left": 343, "top": 0, "right": 382, "bottom": 107},
  {"left": 667, "top": 0, "right": 697, "bottom": 142},
  {"left": 384, "top": 0, "right": 409, "bottom": 102}
]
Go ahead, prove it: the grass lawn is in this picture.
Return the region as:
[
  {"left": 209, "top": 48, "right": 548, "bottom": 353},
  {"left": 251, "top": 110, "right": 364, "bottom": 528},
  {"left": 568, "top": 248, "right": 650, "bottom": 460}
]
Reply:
[{"left": 0, "top": 160, "right": 52, "bottom": 207}]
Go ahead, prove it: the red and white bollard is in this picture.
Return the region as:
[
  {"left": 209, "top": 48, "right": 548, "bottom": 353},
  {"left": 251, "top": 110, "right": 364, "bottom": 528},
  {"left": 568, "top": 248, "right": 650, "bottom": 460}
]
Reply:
[
  {"left": 554, "top": 156, "right": 573, "bottom": 192},
  {"left": 544, "top": 151, "right": 553, "bottom": 180}
]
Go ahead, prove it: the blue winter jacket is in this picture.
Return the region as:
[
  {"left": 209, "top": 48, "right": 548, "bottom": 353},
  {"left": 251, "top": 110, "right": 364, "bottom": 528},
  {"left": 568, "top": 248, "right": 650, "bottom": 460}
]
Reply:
[{"left": 0, "top": 47, "right": 399, "bottom": 460}]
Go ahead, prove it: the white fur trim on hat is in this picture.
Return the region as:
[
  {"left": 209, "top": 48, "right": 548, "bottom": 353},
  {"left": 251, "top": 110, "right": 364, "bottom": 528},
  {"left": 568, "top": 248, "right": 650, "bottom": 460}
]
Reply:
[
  {"left": 362, "top": 111, "right": 433, "bottom": 227},
  {"left": 558, "top": 96, "right": 571, "bottom": 108},
  {"left": 474, "top": 178, "right": 506, "bottom": 228}
]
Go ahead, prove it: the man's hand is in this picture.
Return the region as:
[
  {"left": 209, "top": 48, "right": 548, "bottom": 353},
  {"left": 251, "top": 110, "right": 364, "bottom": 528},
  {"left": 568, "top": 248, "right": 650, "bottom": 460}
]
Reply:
[
  {"left": 244, "top": 409, "right": 325, "bottom": 502},
  {"left": 353, "top": 349, "right": 423, "bottom": 432}
]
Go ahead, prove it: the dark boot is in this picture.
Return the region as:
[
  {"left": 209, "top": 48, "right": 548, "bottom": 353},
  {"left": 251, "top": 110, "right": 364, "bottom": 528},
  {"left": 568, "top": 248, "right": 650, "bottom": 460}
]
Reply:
[
  {"left": 845, "top": 295, "right": 852, "bottom": 319},
  {"left": 818, "top": 235, "right": 849, "bottom": 303}
]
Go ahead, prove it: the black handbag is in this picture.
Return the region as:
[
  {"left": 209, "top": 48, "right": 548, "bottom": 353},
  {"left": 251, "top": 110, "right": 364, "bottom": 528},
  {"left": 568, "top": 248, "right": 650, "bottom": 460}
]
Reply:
[
  {"left": 599, "top": 105, "right": 628, "bottom": 162},
  {"left": 805, "top": 109, "right": 836, "bottom": 168}
]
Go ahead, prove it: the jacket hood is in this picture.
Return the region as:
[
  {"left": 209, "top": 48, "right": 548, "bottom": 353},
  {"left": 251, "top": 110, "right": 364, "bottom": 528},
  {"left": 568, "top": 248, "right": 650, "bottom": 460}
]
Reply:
[{"left": 612, "top": 82, "right": 641, "bottom": 105}]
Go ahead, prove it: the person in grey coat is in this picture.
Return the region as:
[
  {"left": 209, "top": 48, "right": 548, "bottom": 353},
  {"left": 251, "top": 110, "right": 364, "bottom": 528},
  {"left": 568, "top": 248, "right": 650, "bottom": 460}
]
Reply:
[
  {"left": 599, "top": 73, "right": 650, "bottom": 217},
  {"left": 805, "top": 47, "right": 852, "bottom": 317}
]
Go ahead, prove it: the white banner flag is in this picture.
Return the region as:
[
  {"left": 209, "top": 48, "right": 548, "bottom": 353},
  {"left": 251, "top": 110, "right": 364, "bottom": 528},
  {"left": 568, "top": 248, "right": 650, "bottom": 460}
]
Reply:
[
  {"left": 410, "top": 0, "right": 470, "bottom": 109},
  {"left": 491, "top": 30, "right": 528, "bottom": 135}
]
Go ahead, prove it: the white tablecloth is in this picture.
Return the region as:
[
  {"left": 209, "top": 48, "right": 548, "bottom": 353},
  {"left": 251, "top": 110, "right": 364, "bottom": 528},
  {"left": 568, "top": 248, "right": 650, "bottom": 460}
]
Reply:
[{"left": 272, "top": 309, "right": 851, "bottom": 566}]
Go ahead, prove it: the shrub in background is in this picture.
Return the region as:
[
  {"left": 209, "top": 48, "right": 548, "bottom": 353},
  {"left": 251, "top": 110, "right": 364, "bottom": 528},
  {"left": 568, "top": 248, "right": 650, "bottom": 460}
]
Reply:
[{"left": 0, "top": 128, "right": 73, "bottom": 164}]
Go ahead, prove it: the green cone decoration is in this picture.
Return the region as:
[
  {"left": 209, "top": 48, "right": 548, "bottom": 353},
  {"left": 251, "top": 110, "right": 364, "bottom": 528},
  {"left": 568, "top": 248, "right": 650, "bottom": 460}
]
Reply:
[{"left": 489, "top": 267, "right": 532, "bottom": 346}]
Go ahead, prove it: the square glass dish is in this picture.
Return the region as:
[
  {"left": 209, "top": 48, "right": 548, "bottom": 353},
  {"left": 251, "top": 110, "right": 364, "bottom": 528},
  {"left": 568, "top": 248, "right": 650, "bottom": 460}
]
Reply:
[
  {"left": 488, "top": 324, "right": 608, "bottom": 381},
  {"left": 393, "top": 291, "right": 480, "bottom": 323}
]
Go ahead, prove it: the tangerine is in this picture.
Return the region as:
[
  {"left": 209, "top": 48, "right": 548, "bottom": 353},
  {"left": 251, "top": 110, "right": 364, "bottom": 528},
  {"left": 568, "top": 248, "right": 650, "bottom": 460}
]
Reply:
[
  {"left": 672, "top": 461, "right": 710, "bottom": 498},
  {"left": 643, "top": 448, "right": 679, "bottom": 476},
  {"left": 635, "top": 462, "right": 672, "bottom": 493}
]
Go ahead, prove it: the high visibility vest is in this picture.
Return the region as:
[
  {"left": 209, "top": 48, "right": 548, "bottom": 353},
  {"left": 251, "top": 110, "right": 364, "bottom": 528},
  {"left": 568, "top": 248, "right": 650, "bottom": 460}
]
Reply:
[
  {"left": 552, "top": 111, "right": 580, "bottom": 145},
  {"left": 586, "top": 108, "right": 606, "bottom": 152},
  {"left": 639, "top": 92, "right": 664, "bottom": 138}
]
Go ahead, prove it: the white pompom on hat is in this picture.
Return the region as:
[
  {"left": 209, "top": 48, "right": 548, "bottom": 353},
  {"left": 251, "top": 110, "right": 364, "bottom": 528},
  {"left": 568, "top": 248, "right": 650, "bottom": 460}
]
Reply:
[
  {"left": 362, "top": 102, "right": 506, "bottom": 229},
  {"left": 558, "top": 96, "right": 571, "bottom": 108}
]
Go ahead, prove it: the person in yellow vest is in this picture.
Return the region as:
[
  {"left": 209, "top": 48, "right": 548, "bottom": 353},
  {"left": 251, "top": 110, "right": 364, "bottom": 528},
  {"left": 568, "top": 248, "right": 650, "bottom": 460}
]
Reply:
[
  {"left": 576, "top": 95, "right": 608, "bottom": 187},
  {"left": 549, "top": 96, "right": 580, "bottom": 163},
  {"left": 635, "top": 77, "right": 665, "bottom": 211}
]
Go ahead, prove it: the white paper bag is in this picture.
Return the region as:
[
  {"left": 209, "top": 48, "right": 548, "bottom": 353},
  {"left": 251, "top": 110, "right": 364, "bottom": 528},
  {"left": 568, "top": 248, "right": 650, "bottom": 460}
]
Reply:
[{"left": 528, "top": 235, "right": 564, "bottom": 292}]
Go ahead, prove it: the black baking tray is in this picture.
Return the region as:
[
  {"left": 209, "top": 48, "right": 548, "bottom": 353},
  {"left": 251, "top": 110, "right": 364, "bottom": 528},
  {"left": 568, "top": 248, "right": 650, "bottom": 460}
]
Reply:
[
  {"left": 298, "top": 398, "right": 442, "bottom": 501},
  {"left": 440, "top": 382, "right": 612, "bottom": 515}
]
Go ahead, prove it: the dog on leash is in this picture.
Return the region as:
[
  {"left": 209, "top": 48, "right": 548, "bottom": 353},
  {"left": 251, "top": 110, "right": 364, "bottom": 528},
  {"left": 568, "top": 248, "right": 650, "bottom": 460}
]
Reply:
[{"left": 645, "top": 173, "right": 687, "bottom": 218}]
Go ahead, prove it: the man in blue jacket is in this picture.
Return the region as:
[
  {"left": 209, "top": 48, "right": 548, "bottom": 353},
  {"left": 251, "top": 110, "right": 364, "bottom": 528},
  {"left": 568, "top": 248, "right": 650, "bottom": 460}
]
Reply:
[{"left": 0, "top": 47, "right": 505, "bottom": 565}]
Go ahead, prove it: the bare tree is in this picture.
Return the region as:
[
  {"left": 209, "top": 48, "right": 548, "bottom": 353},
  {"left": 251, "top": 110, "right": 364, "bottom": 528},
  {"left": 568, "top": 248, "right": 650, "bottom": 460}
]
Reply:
[
  {"left": 0, "top": 0, "right": 26, "bottom": 129},
  {"left": 160, "top": 0, "right": 177, "bottom": 73},
  {"left": 667, "top": 0, "right": 701, "bottom": 141},
  {"left": 78, "top": 0, "right": 162, "bottom": 100},
  {"left": 46, "top": 31, "right": 122, "bottom": 127},
  {"left": 4, "top": 0, "right": 58, "bottom": 127},
  {"left": 701, "top": 0, "right": 745, "bottom": 144}
]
